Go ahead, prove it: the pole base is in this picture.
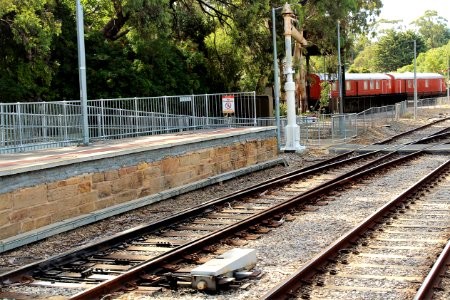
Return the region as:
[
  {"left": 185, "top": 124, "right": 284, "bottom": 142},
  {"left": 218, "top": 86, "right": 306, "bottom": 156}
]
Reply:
[
  {"left": 282, "top": 124, "right": 306, "bottom": 152},
  {"left": 281, "top": 147, "right": 306, "bottom": 153}
]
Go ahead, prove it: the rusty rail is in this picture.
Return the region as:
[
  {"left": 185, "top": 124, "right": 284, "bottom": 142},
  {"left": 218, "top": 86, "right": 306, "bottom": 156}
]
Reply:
[
  {"left": 0, "top": 150, "right": 355, "bottom": 282},
  {"left": 68, "top": 152, "right": 423, "bottom": 299},
  {"left": 375, "top": 117, "right": 450, "bottom": 145},
  {"left": 260, "top": 158, "right": 450, "bottom": 300},
  {"left": 414, "top": 240, "right": 450, "bottom": 300}
]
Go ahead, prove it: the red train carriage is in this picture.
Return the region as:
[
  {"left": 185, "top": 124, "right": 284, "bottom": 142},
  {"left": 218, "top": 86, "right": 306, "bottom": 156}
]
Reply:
[
  {"left": 387, "top": 73, "right": 446, "bottom": 99},
  {"left": 330, "top": 73, "right": 392, "bottom": 97},
  {"left": 308, "top": 72, "right": 447, "bottom": 113}
]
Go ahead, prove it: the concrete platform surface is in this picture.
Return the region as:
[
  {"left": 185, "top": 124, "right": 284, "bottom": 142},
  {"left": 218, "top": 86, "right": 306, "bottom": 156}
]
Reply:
[{"left": 0, "top": 127, "right": 274, "bottom": 176}]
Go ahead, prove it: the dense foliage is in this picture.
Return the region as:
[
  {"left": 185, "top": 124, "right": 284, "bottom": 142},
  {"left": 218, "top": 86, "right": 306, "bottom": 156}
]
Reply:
[
  {"left": 397, "top": 41, "right": 450, "bottom": 74},
  {"left": 375, "top": 30, "right": 426, "bottom": 72},
  {"left": 0, "top": 0, "right": 382, "bottom": 102},
  {"left": 349, "top": 10, "right": 450, "bottom": 73}
]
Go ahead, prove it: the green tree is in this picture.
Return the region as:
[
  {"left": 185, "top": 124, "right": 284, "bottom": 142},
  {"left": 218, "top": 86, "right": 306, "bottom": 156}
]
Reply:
[
  {"left": 397, "top": 40, "right": 450, "bottom": 74},
  {"left": 319, "top": 81, "right": 331, "bottom": 112},
  {"left": 375, "top": 29, "right": 426, "bottom": 72},
  {"left": 0, "top": 0, "right": 385, "bottom": 102},
  {"left": 0, "top": 0, "right": 61, "bottom": 100},
  {"left": 300, "top": 0, "right": 382, "bottom": 53},
  {"left": 411, "top": 10, "right": 450, "bottom": 49},
  {"left": 348, "top": 43, "right": 378, "bottom": 73}
]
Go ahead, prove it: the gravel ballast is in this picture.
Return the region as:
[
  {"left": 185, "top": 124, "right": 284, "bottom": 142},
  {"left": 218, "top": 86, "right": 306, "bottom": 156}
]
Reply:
[{"left": 0, "top": 108, "right": 449, "bottom": 299}]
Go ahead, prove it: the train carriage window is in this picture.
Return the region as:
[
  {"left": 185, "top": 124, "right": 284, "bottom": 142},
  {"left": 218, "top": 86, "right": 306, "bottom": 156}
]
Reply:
[
  {"left": 370, "top": 80, "right": 374, "bottom": 90},
  {"left": 364, "top": 81, "right": 368, "bottom": 90},
  {"left": 425, "top": 79, "right": 429, "bottom": 88},
  {"left": 346, "top": 81, "right": 351, "bottom": 91},
  {"left": 375, "top": 80, "right": 380, "bottom": 89},
  {"left": 408, "top": 80, "right": 413, "bottom": 88}
]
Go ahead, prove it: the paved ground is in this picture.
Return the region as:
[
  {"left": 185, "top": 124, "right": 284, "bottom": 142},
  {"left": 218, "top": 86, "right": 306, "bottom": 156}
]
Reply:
[{"left": 0, "top": 127, "right": 271, "bottom": 176}]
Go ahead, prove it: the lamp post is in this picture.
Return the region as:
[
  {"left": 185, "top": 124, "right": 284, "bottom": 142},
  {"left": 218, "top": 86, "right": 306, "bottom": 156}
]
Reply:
[
  {"left": 337, "top": 21, "right": 345, "bottom": 136},
  {"left": 272, "top": 7, "right": 283, "bottom": 151},
  {"left": 280, "top": 3, "right": 305, "bottom": 152},
  {"left": 413, "top": 40, "right": 417, "bottom": 120},
  {"left": 337, "top": 21, "right": 343, "bottom": 114},
  {"left": 76, "top": 0, "right": 89, "bottom": 145},
  {"left": 447, "top": 54, "right": 449, "bottom": 103}
]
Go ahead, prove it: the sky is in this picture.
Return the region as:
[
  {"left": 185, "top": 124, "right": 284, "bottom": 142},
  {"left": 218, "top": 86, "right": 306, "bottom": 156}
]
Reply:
[{"left": 378, "top": 0, "right": 450, "bottom": 27}]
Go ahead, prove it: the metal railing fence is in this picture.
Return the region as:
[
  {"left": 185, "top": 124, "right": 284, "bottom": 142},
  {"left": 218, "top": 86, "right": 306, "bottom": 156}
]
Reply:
[
  {"left": 0, "top": 101, "right": 83, "bottom": 152},
  {"left": 0, "top": 92, "right": 256, "bottom": 153},
  {"left": 258, "top": 114, "right": 356, "bottom": 146},
  {"left": 258, "top": 96, "right": 449, "bottom": 147},
  {"left": 0, "top": 94, "right": 448, "bottom": 154},
  {"left": 87, "top": 92, "right": 256, "bottom": 141}
]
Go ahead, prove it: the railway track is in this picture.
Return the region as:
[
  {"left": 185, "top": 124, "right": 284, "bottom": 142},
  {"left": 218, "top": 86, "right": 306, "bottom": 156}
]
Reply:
[
  {"left": 0, "top": 118, "right": 449, "bottom": 299},
  {"left": 0, "top": 151, "right": 397, "bottom": 295},
  {"left": 64, "top": 154, "right": 449, "bottom": 299},
  {"left": 1, "top": 152, "right": 446, "bottom": 299},
  {"left": 375, "top": 117, "right": 450, "bottom": 145},
  {"left": 262, "top": 157, "right": 450, "bottom": 300},
  {"left": 428, "top": 241, "right": 450, "bottom": 300}
]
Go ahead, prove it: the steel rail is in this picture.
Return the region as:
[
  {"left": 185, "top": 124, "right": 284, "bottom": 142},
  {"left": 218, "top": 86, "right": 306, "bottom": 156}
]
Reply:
[
  {"left": 261, "top": 158, "right": 450, "bottom": 300},
  {"left": 3, "top": 115, "right": 443, "bottom": 283},
  {"left": 68, "top": 152, "right": 424, "bottom": 299},
  {"left": 2, "top": 121, "right": 444, "bottom": 293},
  {"left": 414, "top": 240, "right": 450, "bottom": 300},
  {"left": 375, "top": 117, "right": 450, "bottom": 145},
  {"left": 0, "top": 151, "right": 364, "bottom": 282},
  {"left": 412, "top": 131, "right": 450, "bottom": 144}
]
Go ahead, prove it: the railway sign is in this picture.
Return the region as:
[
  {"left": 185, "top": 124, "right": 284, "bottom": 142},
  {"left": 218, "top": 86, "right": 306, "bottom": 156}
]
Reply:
[
  {"left": 222, "top": 95, "right": 235, "bottom": 114},
  {"left": 180, "top": 96, "right": 192, "bottom": 102}
]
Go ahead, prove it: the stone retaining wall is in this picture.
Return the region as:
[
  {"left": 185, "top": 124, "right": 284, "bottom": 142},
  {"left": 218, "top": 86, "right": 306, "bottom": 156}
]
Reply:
[{"left": 0, "top": 133, "right": 277, "bottom": 240}]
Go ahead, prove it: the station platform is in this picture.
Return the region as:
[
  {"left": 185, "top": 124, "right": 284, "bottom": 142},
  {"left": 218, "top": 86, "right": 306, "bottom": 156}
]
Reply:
[
  {"left": 0, "top": 127, "right": 282, "bottom": 252},
  {"left": 0, "top": 127, "right": 275, "bottom": 177},
  {"left": 329, "top": 143, "right": 450, "bottom": 154}
]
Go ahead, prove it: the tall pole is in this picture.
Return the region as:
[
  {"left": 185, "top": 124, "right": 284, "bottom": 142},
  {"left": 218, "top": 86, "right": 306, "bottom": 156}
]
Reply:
[
  {"left": 337, "top": 21, "right": 343, "bottom": 114},
  {"left": 76, "top": 0, "right": 89, "bottom": 145},
  {"left": 447, "top": 54, "right": 449, "bottom": 103},
  {"left": 413, "top": 40, "right": 417, "bottom": 120},
  {"left": 272, "top": 7, "right": 281, "bottom": 151},
  {"left": 337, "top": 21, "right": 345, "bottom": 137},
  {"left": 281, "top": 4, "right": 303, "bottom": 152}
]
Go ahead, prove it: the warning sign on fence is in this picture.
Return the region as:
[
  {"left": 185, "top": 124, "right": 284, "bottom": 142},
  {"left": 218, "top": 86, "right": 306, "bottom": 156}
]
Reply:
[{"left": 222, "top": 95, "right": 235, "bottom": 114}]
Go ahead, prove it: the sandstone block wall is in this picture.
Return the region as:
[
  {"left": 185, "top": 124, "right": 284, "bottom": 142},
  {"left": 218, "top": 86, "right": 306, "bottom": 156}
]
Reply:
[{"left": 0, "top": 136, "right": 277, "bottom": 240}]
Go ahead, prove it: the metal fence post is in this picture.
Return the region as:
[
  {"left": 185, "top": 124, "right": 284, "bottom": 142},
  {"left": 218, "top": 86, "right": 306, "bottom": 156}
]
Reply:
[
  {"left": 0, "top": 104, "right": 5, "bottom": 147},
  {"left": 119, "top": 108, "right": 123, "bottom": 137},
  {"left": 58, "top": 113, "right": 63, "bottom": 144},
  {"left": 63, "top": 101, "right": 68, "bottom": 141},
  {"left": 97, "top": 114, "right": 102, "bottom": 138},
  {"left": 205, "top": 94, "right": 209, "bottom": 128},
  {"left": 164, "top": 96, "right": 168, "bottom": 132},
  {"left": 191, "top": 94, "right": 196, "bottom": 129},
  {"left": 17, "top": 103, "right": 23, "bottom": 147},
  {"left": 42, "top": 102, "right": 48, "bottom": 142},
  {"left": 253, "top": 91, "right": 257, "bottom": 126},
  {"left": 134, "top": 97, "right": 139, "bottom": 135},
  {"left": 100, "top": 99, "right": 105, "bottom": 138}
]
